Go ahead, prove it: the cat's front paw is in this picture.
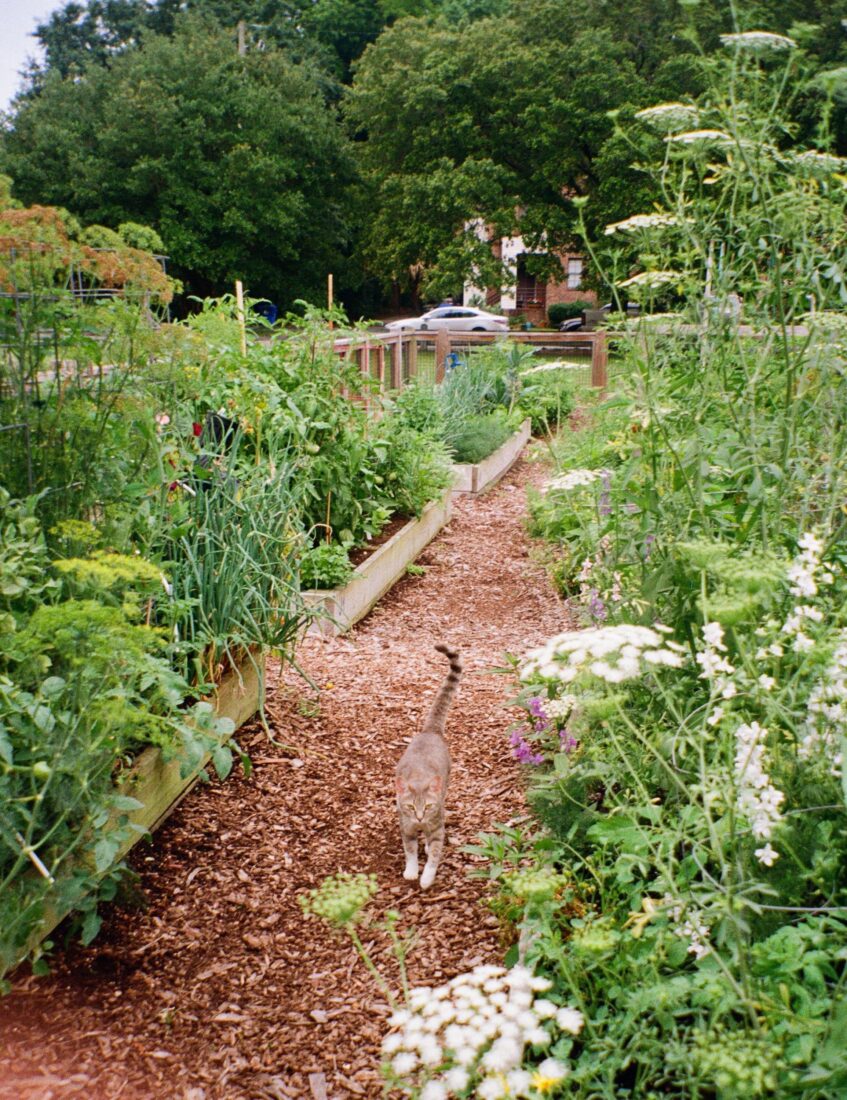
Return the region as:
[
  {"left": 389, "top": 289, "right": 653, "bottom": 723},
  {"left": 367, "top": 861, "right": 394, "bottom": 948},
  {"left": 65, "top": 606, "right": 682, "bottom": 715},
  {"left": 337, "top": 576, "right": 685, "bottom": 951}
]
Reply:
[
  {"left": 419, "top": 866, "right": 437, "bottom": 889},
  {"left": 403, "top": 863, "right": 419, "bottom": 881}
]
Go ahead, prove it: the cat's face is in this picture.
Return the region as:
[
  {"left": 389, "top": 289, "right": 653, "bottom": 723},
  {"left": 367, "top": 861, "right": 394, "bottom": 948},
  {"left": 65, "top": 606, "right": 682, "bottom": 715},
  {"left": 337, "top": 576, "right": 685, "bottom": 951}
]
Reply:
[{"left": 396, "top": 775, "right": 442, "bottom": 822}]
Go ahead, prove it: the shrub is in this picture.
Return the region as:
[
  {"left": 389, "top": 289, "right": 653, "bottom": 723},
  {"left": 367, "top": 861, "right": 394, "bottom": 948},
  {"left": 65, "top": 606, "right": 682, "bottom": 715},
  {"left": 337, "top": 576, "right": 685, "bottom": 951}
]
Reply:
[{"left": 548, "top": 299, "right": 593, "bottom": 326}]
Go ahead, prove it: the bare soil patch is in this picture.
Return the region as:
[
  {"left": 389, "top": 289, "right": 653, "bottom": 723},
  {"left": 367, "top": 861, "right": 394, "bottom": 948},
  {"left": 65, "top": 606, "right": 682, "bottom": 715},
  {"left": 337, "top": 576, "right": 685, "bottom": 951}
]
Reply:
[{"left": 0, "top": 449, "right": 569, "bottom": 1100}]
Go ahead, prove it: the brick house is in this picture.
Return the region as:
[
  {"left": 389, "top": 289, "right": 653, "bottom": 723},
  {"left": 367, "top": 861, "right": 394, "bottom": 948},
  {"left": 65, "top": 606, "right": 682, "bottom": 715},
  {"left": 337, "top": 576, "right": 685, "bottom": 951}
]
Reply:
[{"left": 464, "top": 229, "right": 596, "bottom": 326}]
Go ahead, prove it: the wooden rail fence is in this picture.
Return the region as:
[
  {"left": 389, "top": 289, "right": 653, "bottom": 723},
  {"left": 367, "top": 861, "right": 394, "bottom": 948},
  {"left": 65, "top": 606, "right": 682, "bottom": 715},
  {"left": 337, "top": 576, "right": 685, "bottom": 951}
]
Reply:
[{"left": 331, "top": 329, "right": 609, "bottom": 395}]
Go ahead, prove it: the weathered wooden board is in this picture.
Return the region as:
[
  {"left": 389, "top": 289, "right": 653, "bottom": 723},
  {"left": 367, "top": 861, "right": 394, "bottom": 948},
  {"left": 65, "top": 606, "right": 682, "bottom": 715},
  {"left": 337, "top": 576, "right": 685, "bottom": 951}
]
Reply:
[
  {"left": 452, "top": 418, "right": 532, "bottom": 495},
  {"left": 303, "top": 493, "right": 452, "bottom": 636}
]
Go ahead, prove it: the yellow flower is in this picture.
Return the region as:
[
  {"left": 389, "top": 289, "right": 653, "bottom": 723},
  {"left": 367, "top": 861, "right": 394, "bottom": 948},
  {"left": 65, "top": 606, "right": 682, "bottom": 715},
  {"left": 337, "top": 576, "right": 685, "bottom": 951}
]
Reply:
[
  {"left": 325, "top": 682, "right": 334, "bottom": 690},
  {"left": 530, "top": 1058, "right": 569, "bottom": 1092}
]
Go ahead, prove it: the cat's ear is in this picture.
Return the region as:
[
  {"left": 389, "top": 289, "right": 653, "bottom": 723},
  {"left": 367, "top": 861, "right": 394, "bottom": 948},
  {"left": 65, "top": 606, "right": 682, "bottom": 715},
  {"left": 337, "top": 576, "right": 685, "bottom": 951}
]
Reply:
[{"left": 429, "top": 775, "right": 442, "bottom": 794}]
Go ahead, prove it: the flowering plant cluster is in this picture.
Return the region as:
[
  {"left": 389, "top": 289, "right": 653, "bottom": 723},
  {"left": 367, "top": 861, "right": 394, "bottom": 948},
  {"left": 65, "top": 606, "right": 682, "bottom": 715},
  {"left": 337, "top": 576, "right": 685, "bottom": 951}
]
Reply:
[
  {"left": 382, "top": 964, "right": 583, "bottom": 1099},
  {"left": 522, "top": 624, "right": 685, "bottom": 686},
  {"left": 494, "top": 31, "right": 847, "bottom": 1095}
]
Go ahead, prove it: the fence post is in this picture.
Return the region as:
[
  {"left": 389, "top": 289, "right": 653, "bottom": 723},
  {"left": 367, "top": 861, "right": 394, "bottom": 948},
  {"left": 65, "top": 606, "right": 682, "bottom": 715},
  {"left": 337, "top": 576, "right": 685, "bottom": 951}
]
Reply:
[
  {"left": 435, "top": 329, "right": 451, "bottom": 383},
  {"left": 408, "top": 334, "right": 418, "bottom": 380},
  {"left": 591, "top": 332, "right": 608, "bottom": 390},
  {"left": 376, "top": 343, "right": 386, "bottom": 394},
  {"left": 389, "top": 334, "right": 402, "bottom": 388}
]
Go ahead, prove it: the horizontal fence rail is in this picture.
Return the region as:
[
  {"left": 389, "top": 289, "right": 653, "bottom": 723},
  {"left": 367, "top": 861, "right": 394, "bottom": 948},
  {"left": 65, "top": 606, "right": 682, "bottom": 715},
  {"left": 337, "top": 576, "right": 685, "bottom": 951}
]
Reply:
[{"left": 330, "top": 329, "right": 610, "bottom": 396}]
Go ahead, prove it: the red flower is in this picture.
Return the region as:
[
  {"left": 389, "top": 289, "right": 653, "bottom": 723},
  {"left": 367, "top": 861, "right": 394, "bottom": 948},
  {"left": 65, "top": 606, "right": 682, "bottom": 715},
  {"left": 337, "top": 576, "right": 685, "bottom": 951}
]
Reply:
[{"left": 192, "top": 422, "right": 203, "bottom": 437}]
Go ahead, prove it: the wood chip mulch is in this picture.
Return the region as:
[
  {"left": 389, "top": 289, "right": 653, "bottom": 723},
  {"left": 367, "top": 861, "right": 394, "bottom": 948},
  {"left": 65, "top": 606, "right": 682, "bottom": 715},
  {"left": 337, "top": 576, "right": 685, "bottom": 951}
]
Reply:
[{"left": 0, "top": 450, "right": 571, "bottom": 1100}]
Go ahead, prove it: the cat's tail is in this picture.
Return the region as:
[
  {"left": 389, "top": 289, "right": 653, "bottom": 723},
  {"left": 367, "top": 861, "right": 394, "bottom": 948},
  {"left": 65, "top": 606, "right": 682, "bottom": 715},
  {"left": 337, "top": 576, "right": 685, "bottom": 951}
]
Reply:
[{"left": 423, "top": 644, "right": 463, "bottom": 734}]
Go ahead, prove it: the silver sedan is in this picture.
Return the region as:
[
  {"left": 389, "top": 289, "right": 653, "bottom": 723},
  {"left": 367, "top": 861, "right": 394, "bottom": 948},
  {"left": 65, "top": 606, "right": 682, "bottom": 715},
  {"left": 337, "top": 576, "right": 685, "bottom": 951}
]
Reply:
[{"left": 384, "top": 306, "right": 509, "bottom": 333}]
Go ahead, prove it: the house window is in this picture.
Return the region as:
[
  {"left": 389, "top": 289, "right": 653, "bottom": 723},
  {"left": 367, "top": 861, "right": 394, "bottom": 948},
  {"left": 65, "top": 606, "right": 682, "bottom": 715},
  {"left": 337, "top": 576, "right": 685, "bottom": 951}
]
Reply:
[{"left": 567, "top": 258, "right": 583, "bottom": 289}]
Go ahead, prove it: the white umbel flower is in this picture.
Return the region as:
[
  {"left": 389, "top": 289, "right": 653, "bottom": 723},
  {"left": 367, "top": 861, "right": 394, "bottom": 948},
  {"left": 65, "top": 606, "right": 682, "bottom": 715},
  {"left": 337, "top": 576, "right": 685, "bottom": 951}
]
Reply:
[
  {"left": 720, "top": 30, "right": 797, "bottom": 51},
  {"left": 605, "top": 212, "right": 678, "bottom": 235},
  {"left": 635, "top": 102, "right": 700, "bottom": 131}
]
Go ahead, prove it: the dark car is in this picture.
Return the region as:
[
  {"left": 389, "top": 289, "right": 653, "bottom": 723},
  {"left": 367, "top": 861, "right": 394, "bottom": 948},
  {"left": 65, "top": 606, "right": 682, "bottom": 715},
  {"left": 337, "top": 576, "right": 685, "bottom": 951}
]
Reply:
[{"left": 560, "top": 302, "right": 640, "bottom": 331}]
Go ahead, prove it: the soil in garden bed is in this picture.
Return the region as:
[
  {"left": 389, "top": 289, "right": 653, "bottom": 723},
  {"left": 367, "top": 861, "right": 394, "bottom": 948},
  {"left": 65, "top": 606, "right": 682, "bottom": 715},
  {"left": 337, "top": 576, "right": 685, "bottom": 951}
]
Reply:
[
  {"left": 347, "top": 514, "right": 410, "bottom": 570},
  {"left": 0, "top": 449, "right": 572, "bottom": 1100}
]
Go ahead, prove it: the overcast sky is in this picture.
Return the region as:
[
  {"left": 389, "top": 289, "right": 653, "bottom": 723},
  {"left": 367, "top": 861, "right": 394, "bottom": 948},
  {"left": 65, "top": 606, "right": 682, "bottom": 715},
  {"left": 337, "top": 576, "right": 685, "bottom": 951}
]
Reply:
[{"left": 1, "top": 0, "right": 58, "bottom": 112}]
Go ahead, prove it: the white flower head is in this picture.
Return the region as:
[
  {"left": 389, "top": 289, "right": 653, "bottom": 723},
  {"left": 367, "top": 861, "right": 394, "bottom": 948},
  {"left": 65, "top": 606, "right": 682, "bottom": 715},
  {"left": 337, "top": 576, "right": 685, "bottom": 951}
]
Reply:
[
  {"left": 720, "top": 30, "right": 797, "bottom": 52},
  {"left": 794, "top": 150, "right": 846, "bottom": 174},
  {"left": 391, "top": 1051, "right": 417, "bottom": 1076},
  {"left": 618, "top": 270, "right": 682, "bottom": 289},
  {"left": 445, "top": 1066, "right": 470, "bottom": 1091},
  {"left": 477, "top": 1077, "right": 506, "bottom": 1100},
  {"left": 605, "top": 212, "right": 679, "bottom": 235},
  {"left": 555, "top": 1006, "right": 585, "bottom": 1034},
  {"left": 535, "top": 1057, "right": 570, "bottom": 1083},
  {"left": 635, "top": 102, "right": 700, "bottom": 132},
  {"left": 664, "top": 129, "right": 733, "bottom": 146},
  {"left": 542, "top": 468, "right": 606, "bottom": 493},
  {"left": 755, "top": 842, "right": 780, "bottom": 866},
  {"left": 522, "top": 360, "right": 586, "bottom": 374}
]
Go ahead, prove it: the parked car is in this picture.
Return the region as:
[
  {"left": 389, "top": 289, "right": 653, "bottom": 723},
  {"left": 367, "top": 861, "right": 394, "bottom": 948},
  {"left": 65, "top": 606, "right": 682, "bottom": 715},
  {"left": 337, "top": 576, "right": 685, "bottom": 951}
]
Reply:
[
  {"left": 559, "top": 302, "right": 640, "bottom": 331},
  {"left": 385, "top": 307, "right": 509, "bottom": 333}
]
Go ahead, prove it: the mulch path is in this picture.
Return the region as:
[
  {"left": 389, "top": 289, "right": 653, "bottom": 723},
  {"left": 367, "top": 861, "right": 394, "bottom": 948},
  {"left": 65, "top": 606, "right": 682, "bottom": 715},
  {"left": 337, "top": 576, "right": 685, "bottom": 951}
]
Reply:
[{"left": 0, "top": 450, "right": 571, "bottom": 1100}]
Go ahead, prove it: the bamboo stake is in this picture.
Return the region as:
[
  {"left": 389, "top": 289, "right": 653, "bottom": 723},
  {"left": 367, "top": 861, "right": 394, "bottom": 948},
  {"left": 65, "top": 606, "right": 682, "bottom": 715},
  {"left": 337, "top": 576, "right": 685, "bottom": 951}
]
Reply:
[
  {"left": 235, "top": 279, "right": 247, "bottom": 357},
  {"left": 328, "top": 273, "right": 334, "bottom": 329}
]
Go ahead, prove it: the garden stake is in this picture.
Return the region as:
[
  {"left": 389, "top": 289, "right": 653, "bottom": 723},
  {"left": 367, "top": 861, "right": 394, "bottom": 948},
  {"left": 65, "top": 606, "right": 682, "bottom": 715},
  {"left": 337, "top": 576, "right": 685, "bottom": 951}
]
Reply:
[
  {"left": 15, "top": 833, "right": 54, "bottom": 885},
  {"left": 235, "top": 279, "right": 247, "bottom": 357}
]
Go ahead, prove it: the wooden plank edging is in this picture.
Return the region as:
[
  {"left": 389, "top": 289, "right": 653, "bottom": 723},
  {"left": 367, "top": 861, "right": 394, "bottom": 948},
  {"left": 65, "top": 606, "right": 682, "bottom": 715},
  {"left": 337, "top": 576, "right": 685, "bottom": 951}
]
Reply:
[
  {"left": 16, "top": 654, "right": 264, "bottom": 967},
  {"left": 303, "top": 492, "right": 453, "bottom": 636},
  {"left": 452, "top": 418, "right": 532, "bottom": 495}
]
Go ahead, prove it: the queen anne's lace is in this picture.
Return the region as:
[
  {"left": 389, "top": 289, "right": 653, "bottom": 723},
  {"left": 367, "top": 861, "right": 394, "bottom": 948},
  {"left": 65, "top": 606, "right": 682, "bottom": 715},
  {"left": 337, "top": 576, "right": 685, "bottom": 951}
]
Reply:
[
  {"left": 541, "top": 468, "right": 606, "bottom": 493},
  {"left": 618, "top": 270, "right": 682, "bottom": 289},
  {"left": 522, "top": 625, "right": 685, "bottom": 685},
  {"left": 634, "top": 102, "right": 700, "bottom": 131},
  {"left": 382, "top": 964, "right": 582, "bottom": 1097},
  {"left": 605, "top": 213, "right": 679, "bottom": 235},
  {"left": 720, "top": 30, "right": 797, "bottom": 51}
]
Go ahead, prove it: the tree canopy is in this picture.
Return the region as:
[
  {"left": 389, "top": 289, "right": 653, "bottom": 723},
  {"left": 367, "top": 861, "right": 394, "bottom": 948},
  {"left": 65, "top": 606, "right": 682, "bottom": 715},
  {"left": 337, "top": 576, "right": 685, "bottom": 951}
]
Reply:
[
  {"left": 3, "top": 0, "right": 847, "bottom": 311},
  {"left": 2, "top": 18, "right": 357, "bottom": 305}
]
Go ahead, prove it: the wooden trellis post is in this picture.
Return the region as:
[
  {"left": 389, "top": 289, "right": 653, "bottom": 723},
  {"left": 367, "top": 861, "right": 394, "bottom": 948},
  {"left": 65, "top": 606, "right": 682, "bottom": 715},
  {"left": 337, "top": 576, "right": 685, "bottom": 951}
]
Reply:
[
  {"left": 435, "top": 329, "right": 451, "bottom": 383},
  {"left": 591, "top": 332, "right": 608, "bottom": 390}
]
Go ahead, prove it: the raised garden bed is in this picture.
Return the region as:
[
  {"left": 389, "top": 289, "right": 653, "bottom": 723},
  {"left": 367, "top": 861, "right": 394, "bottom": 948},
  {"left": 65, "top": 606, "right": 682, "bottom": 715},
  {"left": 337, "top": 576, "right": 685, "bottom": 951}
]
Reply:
[
  {"left": 452, "top": 417, "right": 532, "bottom": 495},
  {"left": 17, "top": 653, "right": 265, "bottom": 967},
  {"left": 303, "top": 492, "right": 453, "bottom": 636}
]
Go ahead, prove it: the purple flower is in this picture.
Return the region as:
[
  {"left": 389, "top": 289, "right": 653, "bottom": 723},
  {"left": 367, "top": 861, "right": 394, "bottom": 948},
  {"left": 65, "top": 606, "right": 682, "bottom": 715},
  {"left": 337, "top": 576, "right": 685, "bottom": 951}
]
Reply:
[
  {"left": 588, "top": 589, "right": 607, "bottom": 622},
  {"left": 644, "top": 533, "right": 655, "bottom": 561},
  {"left": 528, "top": 696, "right": 548, "bottom": 720},
  {"left": 559, "top": 730, "right": 579, "bottom": 753},
  {"left": 509, "top": 730, "right": 545, "bottom": 765}
]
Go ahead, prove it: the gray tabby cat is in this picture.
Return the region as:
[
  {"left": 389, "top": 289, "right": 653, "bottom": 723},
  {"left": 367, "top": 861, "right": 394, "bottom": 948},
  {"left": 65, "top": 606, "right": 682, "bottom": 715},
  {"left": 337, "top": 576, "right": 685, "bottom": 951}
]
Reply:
[{"left": 395, "top": 644, "right": 463, "bottom": 889}]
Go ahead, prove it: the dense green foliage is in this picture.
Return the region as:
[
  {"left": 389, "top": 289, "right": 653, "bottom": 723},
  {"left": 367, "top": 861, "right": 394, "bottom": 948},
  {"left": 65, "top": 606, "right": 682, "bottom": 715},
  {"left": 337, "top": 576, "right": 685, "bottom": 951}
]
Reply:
[
  {"left": 392, "top": 341, "right": 575, "bottom": 463},
  {"left": 0, "top": 210, "right": 456, "bottom": 974},
  {"left": 445, "top": 37, "right": 847, "bottom": 1098}
]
